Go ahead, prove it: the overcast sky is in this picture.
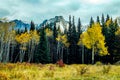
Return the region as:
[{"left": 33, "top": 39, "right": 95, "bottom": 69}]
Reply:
[{"left": 0, "top": 0, "right": 120, "bottom": 24}]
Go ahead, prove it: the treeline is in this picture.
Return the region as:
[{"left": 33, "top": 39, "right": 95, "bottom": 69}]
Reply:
[{"left": 0, "top": 14, "right": 120, "bottom": 64}]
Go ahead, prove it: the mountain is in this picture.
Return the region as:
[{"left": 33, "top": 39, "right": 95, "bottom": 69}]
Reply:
[
  {"left": 10, "top": 16, "right": 69, "bottom": 32},
  {"left": 11, "top": 19, "right": 30, "bottom": 31},
  {"left": 39, "top": 16, "right": 69, "bottom": 32}
]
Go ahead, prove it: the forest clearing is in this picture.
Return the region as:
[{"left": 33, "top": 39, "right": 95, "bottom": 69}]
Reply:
[{"left": 0, "top": 63, "right": 120, "bottom": 80}]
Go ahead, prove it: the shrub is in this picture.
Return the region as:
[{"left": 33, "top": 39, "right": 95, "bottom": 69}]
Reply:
[
  {"left": 43, "top": 71, "right": 54, "bottom": 77},
  {"left": 76, "top": 65, "right": 88, "bottom": 75},
  {"left": 49, "top": 65, "right": 55, "bottom": 70},
  {"left": 102, "top": 65, "right": 111, "bottom": 74},
  {"left": 95, "top": 61, "right": 103, "bottom": 66},
  {"left": 56, "top": 59, "right": 65, "bottom": 67}
]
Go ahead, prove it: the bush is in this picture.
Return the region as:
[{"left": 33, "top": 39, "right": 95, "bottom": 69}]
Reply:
[
  {"left": 76, "top": 65, "right": 88, "bottom": 75},
  {"left": 56, "top": 59, "right": 65, "bottom": 67},
  {"left": 43, "top": 71, "right": 54, "bottom": 77},
  {"left": 102, "top": 65, "right": 111, "bottom": 74},
  {"left": 95, "top": 61, "right": 103, "bottom": 66}
]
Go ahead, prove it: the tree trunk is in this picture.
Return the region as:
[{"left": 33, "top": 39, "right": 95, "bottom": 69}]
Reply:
[
  {"left": 0, "top": 40, "right": 3, "bottom": 62},
  {"left": 66, "top": 48, "right": 69, "bottom": 64},
  {"left": 82, "top": 45, "right": 84, "bottom": 64},
  {"left": 6, "top": 41, "right": 10, "bottom": 62},
  {"left": 92, "top": 45, "right": 95, "bottom": 64},
  {"left": 61, "top": 47, "right": 64, "bottom": 60}
]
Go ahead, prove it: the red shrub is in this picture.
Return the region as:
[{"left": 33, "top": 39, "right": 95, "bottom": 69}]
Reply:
[{"left": 56, "top": 59, "right": 65, "bottom": 67}]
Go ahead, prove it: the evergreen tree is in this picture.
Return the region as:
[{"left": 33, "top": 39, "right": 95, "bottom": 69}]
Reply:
[
  {"left": 77, "top": 17, "right": 83, "bottom": 63},
  {"left": 30, "top": 21, "right": 35, "bottom": 31},
  {"left": 106, "top": 14, "right": 110, "bottom": 22},
  {"left": 53, "top": 22, "right": 57, "bottom": 43},
  {"left": 24, "top": 26, "right": 28, "bottom": 33},
  {"left": 101, "top": 14, "right": 105, "bottom": 25},
  {"left": 68, "top": 15, "right": 72, "bottom": 37},
  {"left": 35, "top": 28, "right": 50, "bottom": 63},
  {"left": 72, "top": 16, "right": 77, "bottom": 34},
  {"left": 77, "top": 18, "right": 82, "bottom": 34},
  {"left": 68, "top": 16, "right": 78, "bottom": 63},
  {"left": 97, "top": 16, "right": 100, "bottom": 24},
  {"left": 90, "top": 17, "right": 94, "bottom": 27}
]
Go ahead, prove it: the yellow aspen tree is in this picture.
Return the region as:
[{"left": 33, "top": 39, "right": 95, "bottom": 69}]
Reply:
[
  {"left": 78, "top": 23, "right": 109, "bottom": 64},
  {"left": 0, "top": 21, "right": 15, "bottom": 62},
  {"left": 28, "top": 30, "right": 40, "bottom": 62},
  {"left": 15, "top": 32, "right": 31, "bottom": 62},
  {"left": 56, "top": 34, "right": 69, "bottom": 60}
]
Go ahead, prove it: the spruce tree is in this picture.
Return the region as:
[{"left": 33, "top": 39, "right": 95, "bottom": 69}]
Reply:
[
  {"left": 90, "top": 17, "right": 94, "bottom": 27},
  {"left": 30, "top": 21, "right": 35, "bottom": 31},
  {"left": 53, "top": 22, "right": 58, "bottom": 63},
  {"left": 53, "top": 22, "right": 57, "bottom": 43},
  {"left": 35, "top": 28, "right": 50, "bottom": 63},
  {"left": 97, "top": 16, "right": 100, "bottom": 24},
  {"left": 101, "top": 14, "right": 105, "bottom": 25},
  {"left": 68, "top": 15, "right": 72, "bottom": 37},
  {"left": 106, "top": 14, "right": 110, "bottom": 22},
  {"left": 68, "top": 16, "right": 78, "bottom": 63},
  {"left": 77, "top": 18, "right": 82, "bottom": 35},
  {"left": 77, "top": 17, "right": 83, "bottom": 63}
]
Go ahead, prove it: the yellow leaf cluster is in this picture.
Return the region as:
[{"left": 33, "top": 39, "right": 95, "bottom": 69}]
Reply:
[
  {"left": 30, "top": 30, "right": 40, "bottom": 44},
  {"left": 115, "top": 28, "right": 120, "bottom": 35},
  {"left": 15, "top": 32, "right": 31, "bottom": 44},
  {"left": 106, "top": 19, "right": 111, "bottom": 27},
  {"left": 45, "top": 28, "right": 53, "bottom": 37},
  {"left": 56, "top": 34, "right": 70, "bottom": 47},
  {"left": 80, "top": 23, "right": 108, "bottom": 55}
]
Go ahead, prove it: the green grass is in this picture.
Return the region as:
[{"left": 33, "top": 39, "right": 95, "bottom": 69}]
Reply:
[{"left": 0, "top": 63, "right": 120, "bottom": 80}]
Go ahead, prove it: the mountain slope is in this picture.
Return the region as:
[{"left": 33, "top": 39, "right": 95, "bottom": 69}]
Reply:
[{"left": 39, "top": 16, "right": 69, "bottom": 32}]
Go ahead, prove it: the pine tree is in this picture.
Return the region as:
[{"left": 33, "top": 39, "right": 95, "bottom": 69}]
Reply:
[
  {"left": 35, "top": 28, "right": 50, "bottom": 63},
  {"left": 53, "top": 22, "right": 57, "bottom": 43},
  {"left": 101, "top": 14, "right": 105, "bottom": 25},
  {"left": 77, "top": 18, "right": 82, "bottom": 35},
  {"left": 77, "top": 17, "right": 84, "bottom": 63},
  {"left": 30, "top": 21, "right": 35, "bottom": 31},
  {"left": 97, "top": 16, "right": 100, "bottom": 24},
  {"left": 68, "top": 15, "right": 72, "bottom": 37},
  {"left": 106, "top": 14, "right": 110, "bottom": 22},
  {"left": 90, "top": 17, "right": 94, "bottom": 27},
  {"left": 24, "top": 26, "right": 28, "bottom": 33},
  {"left": 68, "top": 16, "right": 78, "bottom": 63}
]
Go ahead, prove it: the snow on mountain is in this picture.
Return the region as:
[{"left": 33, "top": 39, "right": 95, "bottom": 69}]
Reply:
[
  {"left": 9, "top": 16, "right": 69, "bottom": 32},
  {"left": 39, "top": 16, "right": 69, "bottom": 32}
]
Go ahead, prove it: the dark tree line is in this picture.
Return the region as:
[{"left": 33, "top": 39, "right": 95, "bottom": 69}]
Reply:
[{"left": 0, "top": 14, "right": 120, "bottom": 64}]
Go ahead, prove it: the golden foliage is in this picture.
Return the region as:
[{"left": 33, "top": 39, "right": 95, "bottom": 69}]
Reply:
[
  {"left": 115, "top": 28, "right": 120, "bottom": 35},
  {"left": 56, "top": 34, "right": 70, "bottom": 47},
  {"left": 30, "top": 30, "right": 40, "bottom": 44},
  {"left": 106, "top": 19, "right": 111, "bottom": 27},
  {"left": 45, "top": 28, "right": 53, "bottom": 37},
  {"left": 15, "top": 30, "right": 40, "bottom": 45},
  {"left": 15, "top": 32, "right": 31, "bottom": 44},
  {"left": 78, "top": 23, "right": 108, "bottom": 56}
]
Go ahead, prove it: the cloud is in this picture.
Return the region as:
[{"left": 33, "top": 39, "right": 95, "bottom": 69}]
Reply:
[
  {"left": 0, "top": 0, "right": 120, "bottom": 24},
  {"left": 0, "top": 9, "right": 10, "bottom": 17}
]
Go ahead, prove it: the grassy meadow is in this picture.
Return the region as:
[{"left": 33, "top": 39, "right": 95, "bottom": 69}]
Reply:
[{"left": 0, "top": 63, "right": 120, "bottom": 80}]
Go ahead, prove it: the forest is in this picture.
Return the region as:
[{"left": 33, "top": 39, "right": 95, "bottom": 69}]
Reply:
[{"left": 0, "top": 14, "right": 120, "bottom": 64}]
